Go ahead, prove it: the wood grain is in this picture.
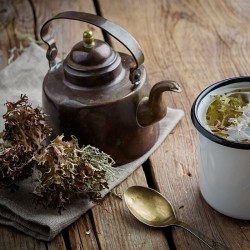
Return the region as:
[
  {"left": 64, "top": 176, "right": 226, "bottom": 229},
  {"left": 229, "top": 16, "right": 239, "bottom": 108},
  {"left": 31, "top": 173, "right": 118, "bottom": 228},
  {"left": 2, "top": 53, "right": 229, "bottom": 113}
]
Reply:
[
  {"left": 99, "top": 0, "right": 250, "bottom": 249},
  {"left": 0, "top": 0, "right": 35, "bottom": 69},
  {"left": 0, "top": 225, "right": 47, "bottom": 249},
  {"left": 67, "top": 214, "right": 99, "bottom": 249},
  {"left": 91, "top": 167, "right": 169, "bottom": 250},
  {"left": 63, "top": 167, "right": 170, "bottom": 250}
]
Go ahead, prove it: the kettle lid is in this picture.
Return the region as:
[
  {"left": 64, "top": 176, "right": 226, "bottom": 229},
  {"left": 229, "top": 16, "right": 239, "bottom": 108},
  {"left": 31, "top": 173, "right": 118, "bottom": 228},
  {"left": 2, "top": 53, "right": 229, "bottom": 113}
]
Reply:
[
  {"left": 64, "top": 31, "right": 122, "bottom": 86},
  {"left": 41, "top": 12, "right": 145, "bottom": 87}
]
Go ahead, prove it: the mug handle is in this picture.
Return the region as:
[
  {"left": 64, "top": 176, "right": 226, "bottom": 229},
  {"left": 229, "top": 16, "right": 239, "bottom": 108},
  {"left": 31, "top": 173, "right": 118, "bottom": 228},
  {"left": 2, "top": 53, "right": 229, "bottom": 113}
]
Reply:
[{"left": 40, "top": 11, "right": 144, "bottom": 84}]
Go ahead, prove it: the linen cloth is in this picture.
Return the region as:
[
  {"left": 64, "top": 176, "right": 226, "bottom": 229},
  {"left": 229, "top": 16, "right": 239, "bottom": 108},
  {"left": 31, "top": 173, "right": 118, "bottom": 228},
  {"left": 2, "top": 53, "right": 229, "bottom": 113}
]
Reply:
[{"left": 0, "top": 43, "right": 184, "bottom": 241}]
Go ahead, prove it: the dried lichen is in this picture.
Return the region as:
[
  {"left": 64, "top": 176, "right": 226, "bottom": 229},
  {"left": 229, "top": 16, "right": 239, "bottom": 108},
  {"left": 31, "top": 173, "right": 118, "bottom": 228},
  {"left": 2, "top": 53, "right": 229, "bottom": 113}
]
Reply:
[
  {"left": 0, "top": 95, "right": 116, "bottom": 211},
  {"left": 33, "top": 135, "right": 116, "bottom": 212},
  {"left": 0, "top": 95, "right": 51, "bottom": 189}
]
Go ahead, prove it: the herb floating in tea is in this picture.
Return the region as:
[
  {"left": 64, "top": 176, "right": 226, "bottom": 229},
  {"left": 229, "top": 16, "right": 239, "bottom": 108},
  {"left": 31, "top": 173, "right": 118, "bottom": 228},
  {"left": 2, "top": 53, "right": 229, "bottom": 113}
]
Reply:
[
  {"left": 0, "top": 95, "right": 52, "bottom": 189},
  {"left": 206, "top": 91, "right": 250, "bottom": 142},
  {"left": 0, "top": 95, "right": 116, "bottom": 212}
]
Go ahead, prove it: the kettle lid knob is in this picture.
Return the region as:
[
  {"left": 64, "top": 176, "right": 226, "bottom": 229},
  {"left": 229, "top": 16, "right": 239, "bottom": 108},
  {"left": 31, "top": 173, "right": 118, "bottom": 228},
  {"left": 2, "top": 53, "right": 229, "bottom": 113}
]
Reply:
[{"left": 83, "top": 30, "right": 95, "bottom": 48}]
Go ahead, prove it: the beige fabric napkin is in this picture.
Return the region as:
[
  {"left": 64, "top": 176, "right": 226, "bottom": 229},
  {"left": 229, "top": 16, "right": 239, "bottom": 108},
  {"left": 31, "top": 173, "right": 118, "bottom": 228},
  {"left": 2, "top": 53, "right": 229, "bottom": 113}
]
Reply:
[{"left": 0, "top": 43, "right": 184, "bottom": 241}]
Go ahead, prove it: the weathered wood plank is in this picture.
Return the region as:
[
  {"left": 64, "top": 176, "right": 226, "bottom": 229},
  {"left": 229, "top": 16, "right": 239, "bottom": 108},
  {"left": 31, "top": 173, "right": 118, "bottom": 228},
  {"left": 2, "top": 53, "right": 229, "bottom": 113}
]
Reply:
[
  {"left": 0, "top": 225, "right": 46, "bottom": 250},
  {"left": 64, "top": 167, "right": 170, "bottom": 250},
  {"left": 67, "top": 214, "right": 99, "bottom": 250},
  {"left": 99, "top": 0, "right": 250, "bottom": 249},
  {"left": 0, "top": 0, "right": 35, "bottom": 69},
  {"left": 46, "top": 234, "right": 67, "bottom": 250},
  {"left": 91, "top": 167, "right": 170, "bottom": 250}
]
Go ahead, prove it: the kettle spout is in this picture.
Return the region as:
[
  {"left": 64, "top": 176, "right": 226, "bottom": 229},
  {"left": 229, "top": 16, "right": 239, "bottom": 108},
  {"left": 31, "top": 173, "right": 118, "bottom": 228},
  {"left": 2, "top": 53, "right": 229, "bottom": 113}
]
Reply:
[{"left": 136, "top": 80, "right": 181, "bottom": 127}]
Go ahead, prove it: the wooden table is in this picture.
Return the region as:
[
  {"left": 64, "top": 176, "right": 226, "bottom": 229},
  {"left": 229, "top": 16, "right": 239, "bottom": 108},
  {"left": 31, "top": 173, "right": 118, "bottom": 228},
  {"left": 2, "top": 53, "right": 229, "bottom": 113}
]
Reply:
[{"left": 1, "top": 0, "right": 250, "bottom": 249}]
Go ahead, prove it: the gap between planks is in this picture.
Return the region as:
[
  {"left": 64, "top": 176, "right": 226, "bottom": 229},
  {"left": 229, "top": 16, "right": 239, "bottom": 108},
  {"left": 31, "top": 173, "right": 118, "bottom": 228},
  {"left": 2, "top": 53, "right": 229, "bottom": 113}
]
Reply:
[{"left": 142, "top": 159, "right": 177, "bottom": 250}]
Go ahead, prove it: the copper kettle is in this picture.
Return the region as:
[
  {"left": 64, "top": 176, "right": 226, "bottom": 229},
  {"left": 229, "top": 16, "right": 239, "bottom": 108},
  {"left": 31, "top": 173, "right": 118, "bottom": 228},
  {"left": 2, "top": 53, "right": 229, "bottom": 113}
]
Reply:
[{"left": 41, "top": 11, "right": 181, "bottom": 165}]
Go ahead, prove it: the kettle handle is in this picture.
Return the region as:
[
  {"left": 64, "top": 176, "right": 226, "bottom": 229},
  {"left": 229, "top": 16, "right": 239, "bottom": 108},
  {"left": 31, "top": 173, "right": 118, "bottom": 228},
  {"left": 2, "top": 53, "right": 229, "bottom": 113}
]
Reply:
[{"left": 40, "top": 11, "right": 144, "bottom": 84}]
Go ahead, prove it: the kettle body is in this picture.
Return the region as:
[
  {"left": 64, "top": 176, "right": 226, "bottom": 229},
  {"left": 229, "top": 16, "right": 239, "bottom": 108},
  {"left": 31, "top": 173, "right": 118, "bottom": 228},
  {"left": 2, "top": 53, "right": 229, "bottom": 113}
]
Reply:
[{"left": 41, "top": 12, "right": 181, "bottom": 165}]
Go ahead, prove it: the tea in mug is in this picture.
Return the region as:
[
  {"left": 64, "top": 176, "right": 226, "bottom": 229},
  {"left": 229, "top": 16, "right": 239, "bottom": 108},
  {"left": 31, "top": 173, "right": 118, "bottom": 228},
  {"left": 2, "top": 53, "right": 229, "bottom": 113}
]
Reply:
[{"left": 206, "top": 88, "right": 250, "bottom": 142}]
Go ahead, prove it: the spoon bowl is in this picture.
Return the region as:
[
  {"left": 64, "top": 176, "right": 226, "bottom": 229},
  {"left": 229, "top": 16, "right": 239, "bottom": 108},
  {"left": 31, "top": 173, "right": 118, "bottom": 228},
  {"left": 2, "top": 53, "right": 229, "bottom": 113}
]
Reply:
[
  {"left": 124, "top": 186, "right": 231, "bottom": 250},
  {"left": 124, "top": 185, "right": 176, "bottom": 227}
]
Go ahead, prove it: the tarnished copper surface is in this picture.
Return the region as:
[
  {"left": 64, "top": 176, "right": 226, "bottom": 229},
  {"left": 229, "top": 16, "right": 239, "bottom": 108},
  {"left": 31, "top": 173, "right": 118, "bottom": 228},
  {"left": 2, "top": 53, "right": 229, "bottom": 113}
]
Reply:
[{"left": 41, "top": 12, "right": 180, "bottom": 165}]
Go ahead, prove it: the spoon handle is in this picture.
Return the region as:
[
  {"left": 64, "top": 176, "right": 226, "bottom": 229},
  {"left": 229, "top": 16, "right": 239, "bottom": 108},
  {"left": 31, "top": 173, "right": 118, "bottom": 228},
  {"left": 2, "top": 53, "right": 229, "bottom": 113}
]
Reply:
[{"left": 174, "top": 220, "right": 232, "bottom": 250}]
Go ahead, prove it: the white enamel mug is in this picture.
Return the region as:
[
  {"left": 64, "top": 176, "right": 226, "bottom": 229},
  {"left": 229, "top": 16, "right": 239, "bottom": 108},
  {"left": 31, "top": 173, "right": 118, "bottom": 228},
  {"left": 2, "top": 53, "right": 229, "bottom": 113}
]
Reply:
[{"left": 191, "top": 77, "right": 250, "bottom": 220}]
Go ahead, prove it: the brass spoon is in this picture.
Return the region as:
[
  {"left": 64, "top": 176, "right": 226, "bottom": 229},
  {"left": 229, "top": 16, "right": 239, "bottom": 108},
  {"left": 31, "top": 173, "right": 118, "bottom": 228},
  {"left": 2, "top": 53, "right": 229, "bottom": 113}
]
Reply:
[{"left": 124, "top": 186, "right": 231, "bottom": 250}]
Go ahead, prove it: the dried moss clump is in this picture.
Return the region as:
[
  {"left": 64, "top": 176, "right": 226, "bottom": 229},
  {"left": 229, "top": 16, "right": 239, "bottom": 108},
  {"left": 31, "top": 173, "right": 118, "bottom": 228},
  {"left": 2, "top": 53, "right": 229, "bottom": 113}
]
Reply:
[
  {"left": 0, "top": 95, "right": 52, "bottom": 189},
  {"left": 33, "top": 135, "right": 116, "bottom": 212},
  {"left": 0, "top": 95, "right": 116, "bottom": 212}
]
